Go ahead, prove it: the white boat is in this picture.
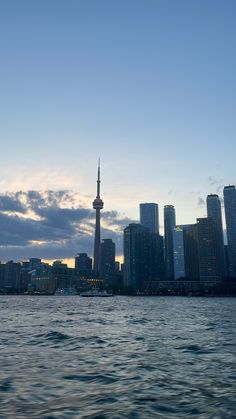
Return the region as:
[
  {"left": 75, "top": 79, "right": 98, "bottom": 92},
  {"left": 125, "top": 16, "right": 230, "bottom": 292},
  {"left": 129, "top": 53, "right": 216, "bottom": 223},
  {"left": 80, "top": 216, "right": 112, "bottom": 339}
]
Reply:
[
  {"left": 55, "top": 288, "right": 78, "bottom": 296},
  {"left": 80, "top": 288, "right": 113, "bottom": 297}
]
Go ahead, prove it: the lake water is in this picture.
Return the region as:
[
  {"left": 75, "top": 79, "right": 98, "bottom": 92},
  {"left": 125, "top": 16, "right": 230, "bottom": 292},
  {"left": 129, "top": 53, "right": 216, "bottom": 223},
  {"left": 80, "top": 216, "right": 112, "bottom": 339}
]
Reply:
[{"left": 0, "top": 296, "right": 235, "bottom": 418}]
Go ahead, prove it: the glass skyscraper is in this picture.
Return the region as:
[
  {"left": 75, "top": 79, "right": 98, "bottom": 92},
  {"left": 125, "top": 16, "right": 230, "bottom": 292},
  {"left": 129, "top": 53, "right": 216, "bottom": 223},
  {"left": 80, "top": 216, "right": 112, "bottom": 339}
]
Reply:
[
  {"left": 123, "top": 223, "right": 150, "bottom": 290},
  {"left": 223, "top": 185, "right": 236, "bottom": 278},
  {"left": 164, "top": 205, "right": 176, "bottom": 279},
  {"left": 196, "top": 217, "right": 221, "bottom": 284},
  {"left": 207, "top": 194, "right": 226, "bottom": 278},
  {"left": 100, "top": 239, "right": 116, "bottom": 285},
  {"left": 139, "top": 203, "right": 159, "bottom": 234},
  {"left": 173, "top": 226, "right": 186, "bottom": 280}
]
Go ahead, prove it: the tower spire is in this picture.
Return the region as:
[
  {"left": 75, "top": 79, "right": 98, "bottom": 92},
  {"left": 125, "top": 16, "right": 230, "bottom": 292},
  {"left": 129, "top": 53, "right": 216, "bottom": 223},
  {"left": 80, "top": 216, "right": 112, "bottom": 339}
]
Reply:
[
  {"left": 93, "top": 159, "right": 104, "bottom": 276},
  {"left": 97, "top": 158, "right": 101, "bottom": 198}
]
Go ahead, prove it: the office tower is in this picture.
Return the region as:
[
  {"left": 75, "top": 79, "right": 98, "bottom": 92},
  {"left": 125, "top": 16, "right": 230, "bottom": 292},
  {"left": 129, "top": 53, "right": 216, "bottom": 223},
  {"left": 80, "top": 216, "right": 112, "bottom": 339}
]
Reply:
[
  {"left": 93, "top": 159, "right": 104, "bottom": 275},
  {"left": 149, "top": 233, "right": 165, "bottom": 280},
  {"left": 140, "top": 203, "right": 159, "bottom": 234},
  {"left": 123, "top": 224, "right": 150, "bottom": 290},
  {"left": 173, "top": 226, "right": 186, "bottom": 279},
  {"left": 100, "top": 239, "right": 116, "bottom": 285},
  {"left": 164, "top": 205, "right": 176, "bottom": 279},
  {"left": 75, "top": 253, "right": 92, "bottom": 274},
  {"left": 183, "top": 224, "right": 199, "bottom": 280},
  {"left": 207, "top": 194, "right": 226, "bottom": 278},
  {"left": 223, "top": 185, "right": 236, "bottom": 278},
  {"left": 196, "top": 218, "right": 221, "bottom": 283}
]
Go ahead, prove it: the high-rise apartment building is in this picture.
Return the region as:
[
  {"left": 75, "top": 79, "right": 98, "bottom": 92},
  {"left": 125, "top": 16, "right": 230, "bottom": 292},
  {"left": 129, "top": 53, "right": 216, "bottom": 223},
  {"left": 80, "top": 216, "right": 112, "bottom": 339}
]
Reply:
[
  {"left": 140, "top": 203, "right": 159, "bottom": 234},
  {"left": 223, "top": 185, "right": 236, "bottom": 278},
  {"left": 183, "top": 224, "right": 199, "bottom": 280},
  {"left": 100, "top": 239, "right": 116, "bottom": 285},
  {"left": 164, "top": 205, "right": 176, "bottom": 279},
  {"left": 196, "top": 218, "right": 221, "bottom": 284},
  {"left": 149, "top": 233, "right": 165, "bottom": 280},
  {"left": 123, "top": 224, "right": 150, "bottom": 289},
  {"left": 173, "top": 226, "right": 186, "bottom": 280},
  {"left": 207, "top": 194, "right": 226, "bottom": 278}
]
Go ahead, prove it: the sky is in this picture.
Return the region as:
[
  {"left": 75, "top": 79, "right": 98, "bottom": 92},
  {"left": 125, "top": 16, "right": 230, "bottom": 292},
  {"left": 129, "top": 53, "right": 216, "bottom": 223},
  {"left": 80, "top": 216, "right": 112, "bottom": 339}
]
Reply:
[{"left": 0, "top": 0, "right": 235, "bottom": 263}]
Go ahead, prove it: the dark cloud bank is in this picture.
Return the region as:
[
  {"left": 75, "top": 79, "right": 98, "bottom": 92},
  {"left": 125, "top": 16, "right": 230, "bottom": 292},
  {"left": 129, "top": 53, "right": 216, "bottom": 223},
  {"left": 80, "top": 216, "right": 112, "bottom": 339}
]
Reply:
[{"left": 0, "top": 191, "right": 134, "bottom": 261}]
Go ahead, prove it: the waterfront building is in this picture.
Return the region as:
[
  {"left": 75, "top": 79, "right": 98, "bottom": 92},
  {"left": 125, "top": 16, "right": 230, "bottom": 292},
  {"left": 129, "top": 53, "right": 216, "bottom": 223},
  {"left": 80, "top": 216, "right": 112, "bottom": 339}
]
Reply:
[
  {"left": 223, "top": 185, "right": 236, "bottom": 278},
  {"left": 4, "top": 261, "right": 21, "bottom": 290},
  {"left": 140, "top": 203, "right": 159, "bottom": 234},
  {"left": 196, "top": 218, "right": 221, "bottom": 285},
  {"left": 183, "top": 224, "right": 199, "bottom": 280},
  {"left": 100, "top": 239, "right": 116, "bottom": 285},
  {"left": 29, "top": 258, "right": 42, "bottom": 270},
  {"left": 164, "top": 205, "right": 176, "bottom": 279},
  {"left": 149, "top": 233, "right": 165, "bottom": 280},
  {"left": 123, "top": 223, "right": 150, "bottom": 290},
  {"left": 0, "top": 263, "right": 5, "bottom": 289},
  {"left": 173, "top": 226, "right": 186, "bottom": 279},
  {"left": 93, "top": 159, "right": 104, "bottom": 275},
  {"left": 30, "top": 272, "right": 57, "bottom": 294},
  {"left": 75, "top": 253, "right": 92, "bottom": 276},
  {"left": 207, "top": 194, "right": 226, "bottom": 278},
  {"left": 53, "top": 260, "right": 68, "bottom": 268}
]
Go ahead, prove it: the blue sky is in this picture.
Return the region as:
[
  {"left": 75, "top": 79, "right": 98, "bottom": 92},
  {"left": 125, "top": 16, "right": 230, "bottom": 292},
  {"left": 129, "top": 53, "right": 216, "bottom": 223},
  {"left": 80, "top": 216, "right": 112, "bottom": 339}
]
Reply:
[{"left": 0, "top": 0, "right": 235, "bottom": 260}]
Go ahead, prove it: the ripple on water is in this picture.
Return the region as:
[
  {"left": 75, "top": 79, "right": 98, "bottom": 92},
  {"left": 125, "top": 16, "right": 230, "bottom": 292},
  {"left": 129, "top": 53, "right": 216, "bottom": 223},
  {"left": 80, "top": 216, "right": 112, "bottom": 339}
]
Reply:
[
  {"left": 0, "top": 296, "right": 236, "bottom": 418},
  {"left": 176, "top": 344, "right": 216, "bottom": 354},
  {"left": 0, "top": 379, "right": 13, "bottom": 392}
]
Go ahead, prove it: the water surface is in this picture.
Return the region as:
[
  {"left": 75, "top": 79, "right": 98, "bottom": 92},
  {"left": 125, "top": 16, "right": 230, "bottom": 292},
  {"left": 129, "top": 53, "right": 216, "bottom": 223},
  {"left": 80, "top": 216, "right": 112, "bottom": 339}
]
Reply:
[{"left": 0, "top": 296, "right": 235, "bottom": 418}]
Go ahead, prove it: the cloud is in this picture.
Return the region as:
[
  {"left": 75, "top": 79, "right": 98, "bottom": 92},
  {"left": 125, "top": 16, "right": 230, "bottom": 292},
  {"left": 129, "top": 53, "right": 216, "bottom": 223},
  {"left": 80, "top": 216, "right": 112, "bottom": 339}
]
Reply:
[
  {"left": 207, "top": 176, "right": 219, "bottom": 186},
  {"left": 197, "top": 197, "right": 205, "bottom": 208},
  {"left": 207, "top": 177, "right": 224, "bottom": 195},
  {"left": 0, "top": 194, "right": 26, "bottom": 213},
  {"left": 0, "top": 190, "right": 133, "bottom": 261}
]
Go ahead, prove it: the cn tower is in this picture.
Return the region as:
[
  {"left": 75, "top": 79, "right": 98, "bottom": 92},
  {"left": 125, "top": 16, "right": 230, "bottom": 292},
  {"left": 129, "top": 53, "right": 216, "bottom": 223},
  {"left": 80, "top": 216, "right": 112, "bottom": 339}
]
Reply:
[{"left": 93, "top": 159, "right": 104, "bottom": 275}]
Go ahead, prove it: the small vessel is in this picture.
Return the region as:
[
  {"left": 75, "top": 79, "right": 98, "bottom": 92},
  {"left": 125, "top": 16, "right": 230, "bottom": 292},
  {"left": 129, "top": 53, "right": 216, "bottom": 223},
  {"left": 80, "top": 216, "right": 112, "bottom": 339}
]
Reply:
[
  {"left": 55, "top": 288, "right": 78, "bottom": 296},
  {"left": 80, "top": 288, "right": 113, "bottom": 297}
]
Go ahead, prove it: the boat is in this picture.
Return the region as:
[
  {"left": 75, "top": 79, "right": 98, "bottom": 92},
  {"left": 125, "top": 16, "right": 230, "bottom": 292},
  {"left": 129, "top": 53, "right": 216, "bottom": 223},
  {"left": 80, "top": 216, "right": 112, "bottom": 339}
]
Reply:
[
  {"left": 80, "top": 288, "right": 113, "bottom": 297},
  {"left": 54, "top": 288, "right": 78, "bottom": 296}
]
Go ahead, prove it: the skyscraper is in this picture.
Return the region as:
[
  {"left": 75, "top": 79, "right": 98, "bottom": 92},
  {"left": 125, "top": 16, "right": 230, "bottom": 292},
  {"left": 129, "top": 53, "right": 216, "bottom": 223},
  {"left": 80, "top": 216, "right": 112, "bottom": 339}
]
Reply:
[
  {"left": 100, "top": 239, "right": 116, "bottom": 285},
  {"left": 173, "top": 226, "right": 186, "bottom": 280},
  {"left": 183, "top": 224, "right": 199, "bottom": 280},
  {"left": 224, "top": 185, "right": 236, "bottom": 278},
  {"left": 149, "top": 233, "right": 165, "bottom": 280},
  {"left": 123, "top": 223, "right": 150, "bottom": 290},
  {"left": 164, "top": 205, "right": 176, "bottom": 279},
  {"left": 196, "top": 217, "right": 221, "bottom": 284},
  {"left": 93, "top": 160, "right": 104, "bottom": 275},
  {"left": 140, "top": 203, "right": 159, "bottom": 234},
  {"left": 207, "top": 194, "right": 226, "bottom": 278}
]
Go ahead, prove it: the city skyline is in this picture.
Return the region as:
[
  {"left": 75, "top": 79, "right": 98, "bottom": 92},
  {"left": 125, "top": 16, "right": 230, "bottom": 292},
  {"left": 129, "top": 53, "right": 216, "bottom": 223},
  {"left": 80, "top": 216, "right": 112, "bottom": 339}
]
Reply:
[
  {"left": 0, "top": 173, "right": 234, "bottom": 265},
  {"left": 1, "top": 179, "right": 235, "bottom": 294}
]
